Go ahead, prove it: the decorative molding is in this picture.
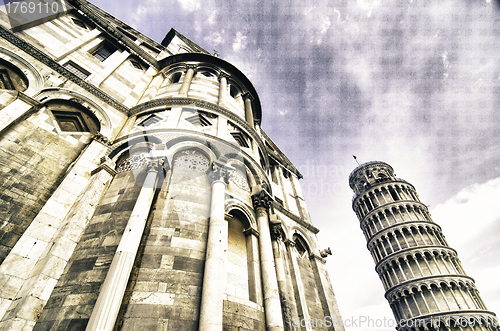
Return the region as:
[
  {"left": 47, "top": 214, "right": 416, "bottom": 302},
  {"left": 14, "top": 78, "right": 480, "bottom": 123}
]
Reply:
[
  {"left": 128, "top": 97, "right": 270, "bottom": 169},
  {"left": 251, "top": 189, "right": 272, "bottom": 210},
  {"left": 90, "top": 156, "right": 117, "bottom": 176},
  {"left": 243, "top": 228, "right": 259, "bottom": 238},
  {"left": 0, "top": 25, "right": 129, "bottom": 114},
  {"left": 272, "top": 201, "right": 320, "bottom": 234}
]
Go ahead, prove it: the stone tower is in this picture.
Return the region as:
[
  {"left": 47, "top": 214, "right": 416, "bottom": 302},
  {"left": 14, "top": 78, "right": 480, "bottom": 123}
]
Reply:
[
  {"left": 0, "top": 0, "right": 343, "bottom": 330},
  {"left": 349, "top": 161, "right": 498, "bottom": 331}
]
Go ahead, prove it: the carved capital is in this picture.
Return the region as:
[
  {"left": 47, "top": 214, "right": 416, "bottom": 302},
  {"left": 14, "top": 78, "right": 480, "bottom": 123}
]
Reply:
[
  {"left": 94, "top": 132, "right": 111, "bottom": 146},
  {"left": 208, "top": 164, "right": 229, "bottom": 185},
  {"left": 242, "top": 91, "right": 254, "bottom": 101},
  {"left": 270, "top": 224, "right": 284, "bottom": 241},
  {"left": 186, "top": 64, "right": 198, "bottom": 72},
  {"left": 251, "top": 189, "right": 272, "bottom": 210},
  {"left": 218, "top": 71, "right": 230, "bottom": 82},
  {"left": 147, "top": 159, "right": 164, "bottom": 173}
]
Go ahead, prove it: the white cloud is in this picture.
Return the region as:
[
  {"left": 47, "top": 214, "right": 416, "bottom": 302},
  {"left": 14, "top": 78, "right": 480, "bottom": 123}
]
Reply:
[
  {"left": 177, "top": 0, "right": 201, "bottom": 12},
  {"left": 232, "top": 31, "right": 248, "bottom": 52},
  {"left": 431, "top": 177, "right": 500, "bottom": 316}
]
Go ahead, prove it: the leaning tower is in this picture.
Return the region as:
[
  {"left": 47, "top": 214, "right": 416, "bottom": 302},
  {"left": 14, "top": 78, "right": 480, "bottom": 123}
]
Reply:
[
  {"left": 349, "top": 161, "right": 498, "bottom": 331},
  {"left": 0, "top": 1, "right": 344, "bottom": 330}
]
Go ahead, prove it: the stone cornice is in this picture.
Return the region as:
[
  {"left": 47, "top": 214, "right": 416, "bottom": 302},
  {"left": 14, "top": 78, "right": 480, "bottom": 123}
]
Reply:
[
  {"left": 0, "top": 25, "right": 129, "bottom": 114},
  {"left": 384, "top": 274, "right": 476, "bottom": 300},
  {"left": 272, "top": 202, "right": 319, "bottom": 234},
  {"left": 259, "top": 129, "right": 302, "bottom": 179}
]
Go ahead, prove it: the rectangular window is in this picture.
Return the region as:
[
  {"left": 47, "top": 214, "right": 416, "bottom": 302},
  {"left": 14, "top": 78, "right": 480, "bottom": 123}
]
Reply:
[
  {"left": 63, "top": 61, "right": 90, "bottom": 80},
  {"left": 92, "top": 42, "right": 117, "bottom": 62}
]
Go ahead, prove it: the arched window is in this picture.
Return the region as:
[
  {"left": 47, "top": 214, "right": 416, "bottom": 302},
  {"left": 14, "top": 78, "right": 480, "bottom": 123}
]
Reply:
[
  {"left": 293, "top": 233, "right": 309, "bottom": 256},
  {"left": 46, "top": 100, "right": 100, "bottom": 134},
  {"left": 170, "top": 72, "right": 182, "bottom": 84},
  {"left": 0, "top": 59, "right": 28, "bottom": 91}
]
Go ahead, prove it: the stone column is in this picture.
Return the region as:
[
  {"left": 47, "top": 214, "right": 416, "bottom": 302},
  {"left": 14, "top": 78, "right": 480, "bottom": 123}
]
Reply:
[
  {"left": 286, "top": 240, "right": 312, "bottom": 331},
  {"left": 243, "top": 92, "right": 254, "bottom": 128},
  {"left": 199, "top": 167, "right": 228, "bottom": 331},
  {"left": 244, "top": 228, "right": 263, "bottom": 306},
  {"left": 218, "top": 72, "right": 229, "bottom": 106},
  {"left": 271, "top": 225, "right": 293, "bottom": 331},
  {"left": 252, "top": 190, "right": 284, "bottom": 331},
  {"left": 178, "top": 64, "right": 196, "bottom": 95},
  {"left": 86, "top": 161, "right": 162, "bottom": 331}
]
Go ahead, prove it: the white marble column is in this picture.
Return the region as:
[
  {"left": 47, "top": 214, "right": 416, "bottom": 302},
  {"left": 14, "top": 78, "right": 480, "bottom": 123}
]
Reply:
[
  {"left": 178, "top": 64, "right": 196, "bottom": 95},
  {"left": 218, "top": 72, "right": 229, "bottom": 106},
  {"left": 271, "top": 226, "right": 292, "bottom": 330},
  {"left": 86, "top": 162, "right": 162, "bottom": 331},
  {"left": 252, "top": 190, "right": 284, "bottom": 331},
  {"left": 243, "top": 92, "right": 254, "bottom": 128},
  {"left": 286, "top": 240, "right": 312, "bottom": 331},
  {"left": 199, "top": 167, "right": 228, "bottom": 331}
]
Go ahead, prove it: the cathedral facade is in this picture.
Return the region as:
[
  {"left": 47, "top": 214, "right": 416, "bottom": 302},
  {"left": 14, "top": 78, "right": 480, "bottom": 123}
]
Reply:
[{"left": 0, "top": 0, "right": 343, "bottom": 330}]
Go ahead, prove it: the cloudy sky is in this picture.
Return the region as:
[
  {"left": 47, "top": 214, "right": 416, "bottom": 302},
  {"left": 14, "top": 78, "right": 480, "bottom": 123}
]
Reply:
[{"left": 88, "top": 0, "right": 500, "bottom": 329}]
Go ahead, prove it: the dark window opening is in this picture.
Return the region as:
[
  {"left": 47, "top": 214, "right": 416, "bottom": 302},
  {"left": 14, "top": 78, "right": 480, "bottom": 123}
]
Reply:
[
  {"left": 130, "top": 59, "right": 144, "bottom": 70},
  {"left": 230, "top": 132, "right": 249, "bottom": 148},
  {"left": 293, "top": 235, "right": 308, "bottom": 256},
  {"left": 230, "top": 85, "right": 239, "bottom": 98},
  {"left": 0, "top": 59, "right": 28, "bottom": 91},
  {"left": 170, "top": 72, "right": 182, "bottom": 83},
  {"left": 139, "top": 114, "right": 162, "bottom": 127},
  {"left": 185, "top": 113, "right": 212, "bottom": 127},
  {"left": 389, "top": 187, "right": 399, "bottom": 201},
  {"left": 52, "top": 110, "right": 89, "bottom": 132},
  {"left": 63, "top": 61, "right": 90, "bottom": 80},
  {"left": 47, "top": 100, "right": 100, "bottom": 134},
  {"left": 0, "top": 69, "right": 14, "bottom": 90},
  {"left": 92, "top": 42, "right": 117, "bottom": 62},
  {"left": 71, "top": 18, "right": 87, "bottom": 29}
]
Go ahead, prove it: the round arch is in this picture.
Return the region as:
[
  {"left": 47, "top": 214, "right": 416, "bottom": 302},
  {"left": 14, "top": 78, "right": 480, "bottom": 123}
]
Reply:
[
  {"left": 34, "top": 88, "right": 112, "bottom": 136},
  {"left": 225, "top": 199, "right": 257, "bottom": 230},
  {"left": 0, "top": 46, "right": 43, "bottom": 96}
]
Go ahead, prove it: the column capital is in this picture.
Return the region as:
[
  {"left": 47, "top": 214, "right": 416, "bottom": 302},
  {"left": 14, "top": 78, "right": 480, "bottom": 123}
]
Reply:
[
  {"left": 186, "top": 64, "right": 198, "bottom": 71},
  {"left": 208, "top": 164, "right": 229, "bottom": 185},
  {"left": 242, "top": 91, "right": 254, "bottom": 101},
  {"left": 252, "top": 189, "right": 272, "bottom": 210},
  {"left": 146, "top": 159, "right": 164, "bottom": 173},
  {"left": 218, "top": 71, "right": 230, "bottom": 81},
  {"left": 270, "top": 224, "right": 284, "bottom": 241},
  {"left": 284, "top": 239, "right": 295, "bottom": 247},
  {"left": 94, "top": 132, "right": 111, "bottom": 146}
]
